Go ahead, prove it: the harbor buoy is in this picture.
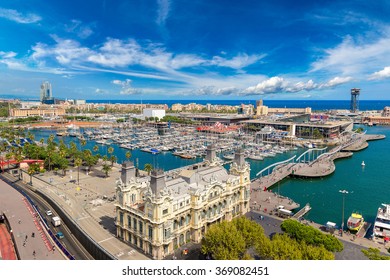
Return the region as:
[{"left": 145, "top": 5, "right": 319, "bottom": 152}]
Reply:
[{"left": 361, "top": 161, "right": 365, "bottom": 166}]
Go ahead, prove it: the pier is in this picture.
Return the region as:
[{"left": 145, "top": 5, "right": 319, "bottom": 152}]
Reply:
[
  {"left": 292, "top": 203, "right": 312, "bottom": 219},
  {"left": 250, "top": 130, "right": 380, "bottom": 192}
]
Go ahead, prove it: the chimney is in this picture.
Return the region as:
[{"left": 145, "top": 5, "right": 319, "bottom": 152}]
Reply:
[
  {"left": 150, "top": 169, "right": 166, "bottom": 198},
  {"left": 234, "top": 148, "right": 246, "bottom": 167},
  {"left": 121, "top": 161, "right": 136, "bottom": 184},
  {"left": 205, "top": 144, "right": 216, "bottom": 162}
]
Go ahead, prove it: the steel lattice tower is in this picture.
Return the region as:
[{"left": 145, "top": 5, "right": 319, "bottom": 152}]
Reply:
[{"left": 350, "top": 88, "right": 360, "bottom": 112}]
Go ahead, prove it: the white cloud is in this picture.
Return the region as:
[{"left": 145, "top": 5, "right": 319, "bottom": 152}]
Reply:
[
  {"left": 244, "top": 76, "right": 285, "bottom": 95},
  {"left": 211, "top": 53, "right": 266, "bottom": 69},
  {"left": 241, "top": 76, "right": 352, "bottom": 96},
  {"left": 156, "top": 0, "right": 171, "bottom": 26},
  {"left": 369, "top": 66, "right": 390, "bottom": 80},
  {"left": 30, "top": 37, "right": 263, "bottom": 74},
  {"left": 0, "top": 8, "right": 41, "bottom": 24},
  {"left": 0, "top": 51, "right": 17, "bottom": 59},
  {"left": 111, "top": 79, "right": 142, "bottom": 95},
  {"left": 95, "top": 88, "right": 106, "bottom": 94},
  {"left": 319, "top": 76, "right": 353, "bottom": 88},
  {"left": 189, "top": 86, "right": 240, "bottom": 96},
  {"left": 65, "top": 20, "right": 94, "bottom": 39},
  {"left": 285, "top": 80, "right": 317, "bottom": 93},
  {"left": 32, "top": 37, "right": 93, "bottom": 64},
  {"left": 311, "top": 34, "right": 390, "bottom": 76}
]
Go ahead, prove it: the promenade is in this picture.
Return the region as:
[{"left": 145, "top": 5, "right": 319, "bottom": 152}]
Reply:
[{"left": 0, "top": 179, "right": 66, "bottom": 260}]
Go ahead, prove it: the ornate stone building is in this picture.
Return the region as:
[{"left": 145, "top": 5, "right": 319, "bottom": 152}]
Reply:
[{"left": 115, "top": 145, "right": 251, "bottom": 259}]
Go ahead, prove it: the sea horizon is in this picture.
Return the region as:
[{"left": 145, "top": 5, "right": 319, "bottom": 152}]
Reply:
[{"left": 84, "top": 99, "right": 390, "bottom": 111}]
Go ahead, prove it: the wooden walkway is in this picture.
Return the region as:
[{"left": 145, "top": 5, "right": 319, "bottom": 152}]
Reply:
[{"left": 292, "top": 203, "right": 312, "bottom": 219}]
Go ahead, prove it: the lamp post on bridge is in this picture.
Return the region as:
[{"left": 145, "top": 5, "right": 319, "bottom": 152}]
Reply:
[{"left": 339, "top": 189, "right": 349, "bottom": 236}]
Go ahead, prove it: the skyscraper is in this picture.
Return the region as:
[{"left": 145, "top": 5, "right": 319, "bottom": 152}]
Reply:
[{"left": 40, "top": 81, "right": 52, "bottom": 102}]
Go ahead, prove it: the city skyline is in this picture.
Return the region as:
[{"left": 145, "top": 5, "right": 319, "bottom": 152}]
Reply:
[{"left": 1, "top": 1, "right": 390, "bottom": 100}]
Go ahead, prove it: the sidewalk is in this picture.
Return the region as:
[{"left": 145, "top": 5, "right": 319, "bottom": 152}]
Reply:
[{"left": 0, "top": 178, "right": 65, "bottom": 260}]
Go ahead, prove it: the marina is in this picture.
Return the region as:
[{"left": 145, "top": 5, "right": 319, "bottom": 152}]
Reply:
[{"left": 24, "top": 121, "right": 389, "bottom": 235}]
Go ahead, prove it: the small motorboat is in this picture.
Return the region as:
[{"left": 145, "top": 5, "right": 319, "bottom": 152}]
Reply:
[{"left": 361, "top": 161, "right": 365, "bottom": 166}]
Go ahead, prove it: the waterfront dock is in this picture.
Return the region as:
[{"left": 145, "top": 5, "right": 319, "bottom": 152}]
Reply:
[
  {"left": 250, "top": 185, "right": 300, "bottom": 214},
  {"left": 292, "top": 203, "right": 312, "bottom": 219}
]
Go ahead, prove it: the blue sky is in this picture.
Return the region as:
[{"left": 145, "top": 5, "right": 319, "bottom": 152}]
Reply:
[{"left": 1, "top": 0, "right": 390, "bottom": 100}]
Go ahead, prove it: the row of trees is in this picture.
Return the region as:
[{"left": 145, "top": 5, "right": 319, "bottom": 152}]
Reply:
[
  {"left": 0, "top": 127, "right": 157, "bottom": 183},
  {"left": 201, "top": 217, "right": 340, "bottom": 260}
]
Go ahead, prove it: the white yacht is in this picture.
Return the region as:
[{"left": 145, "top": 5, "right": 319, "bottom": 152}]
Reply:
[
  {"left": 373, "top": 204, "right": 390, "bottom": 238},
  {"left": 247, "top": 154, "right": 264, "bottom": 161}
]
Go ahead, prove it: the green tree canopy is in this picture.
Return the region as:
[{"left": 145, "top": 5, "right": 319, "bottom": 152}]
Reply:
[
  {"left": 281, "top": 219, "right": 343, "bottom": 252},
  {"left": 201, "top": 220, "right": 246, "bottom": 260}
]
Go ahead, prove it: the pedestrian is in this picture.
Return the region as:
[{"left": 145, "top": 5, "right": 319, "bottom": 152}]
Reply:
[
  {"left": 18, "top": 219, "right": 21, "bottom": 224},
  {"left": 25, "top": 235, "right": 28, "bottom": 240},
  {"left": 33, "top": 250, "right": 36, "bottom": 257}
]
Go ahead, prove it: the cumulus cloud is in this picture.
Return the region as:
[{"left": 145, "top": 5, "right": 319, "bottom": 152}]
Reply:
[
  {"left": 319, "top": 76, "right": 353, "bottom": 88},
  {"left": 241, "top": 76, "right": 352, "bottom": 96},
  {"left": 369, "top": 66, "right": 390, "bottom": 80},
  {"left": 243, "top": 76, "right": 285, "bottom": 95},
  {"left": 111, "top": 79, "right": 142, "bottom": 95},
  {"left": 0, "top": 8, "right": 41, "bottom": 24},
  {"left": 285, "top": 80, "right": 317, "bottom": 93},
  {"left": 156, "top": 0, "right": 171, "bottom": 26}
]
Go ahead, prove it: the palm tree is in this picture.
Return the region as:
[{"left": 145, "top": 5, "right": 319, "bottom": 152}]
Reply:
[
  {"left": 125, "top": 151, "right": 132, "bottom": 162},
  {"left": 15, "top": 150, "right": 23, "bottom": 178},
  {"left": 69, "top": 141, "right": 78, "bottom": 161},
  {"left": 144, "top": 163, "right": 153, "bottom": 175},
  {"left": 93, "top": 145, "right": 99, "bottom": 155},
  {"left": 81, "top": 139, "right": 87, "bottom": 148},
  {"left": 107, "top": 146, "right": 114, "bottom": 159},
  {"left": 110, "top": 155, "right": 117, "bottom": 167},
  {"left": 27, "top": 163, "right": 40, "bottom": 185},
  {"left": 74, "top": 157, "right": 83, "bottom": 185},
  {"left": 102, "top": 163, "right": 112, "bottom": 178},
  {"left": 27, "top": 131, "right": 35, "bottom": 142},
  {"left": 47, "top": 134, "right": 55, "bottom": 145},
  {"left": 5, "top": 152, "right": 13, "bottom": 170}
]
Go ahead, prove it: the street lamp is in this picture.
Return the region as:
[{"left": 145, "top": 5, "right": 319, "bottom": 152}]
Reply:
[{"left": 339, "top": 189, "right": 349, "bottom": 235}]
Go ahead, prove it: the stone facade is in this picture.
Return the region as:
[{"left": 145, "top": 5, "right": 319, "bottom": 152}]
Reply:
[{"left": 114, "top": 147, "right": 251, "bottom": 259}]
